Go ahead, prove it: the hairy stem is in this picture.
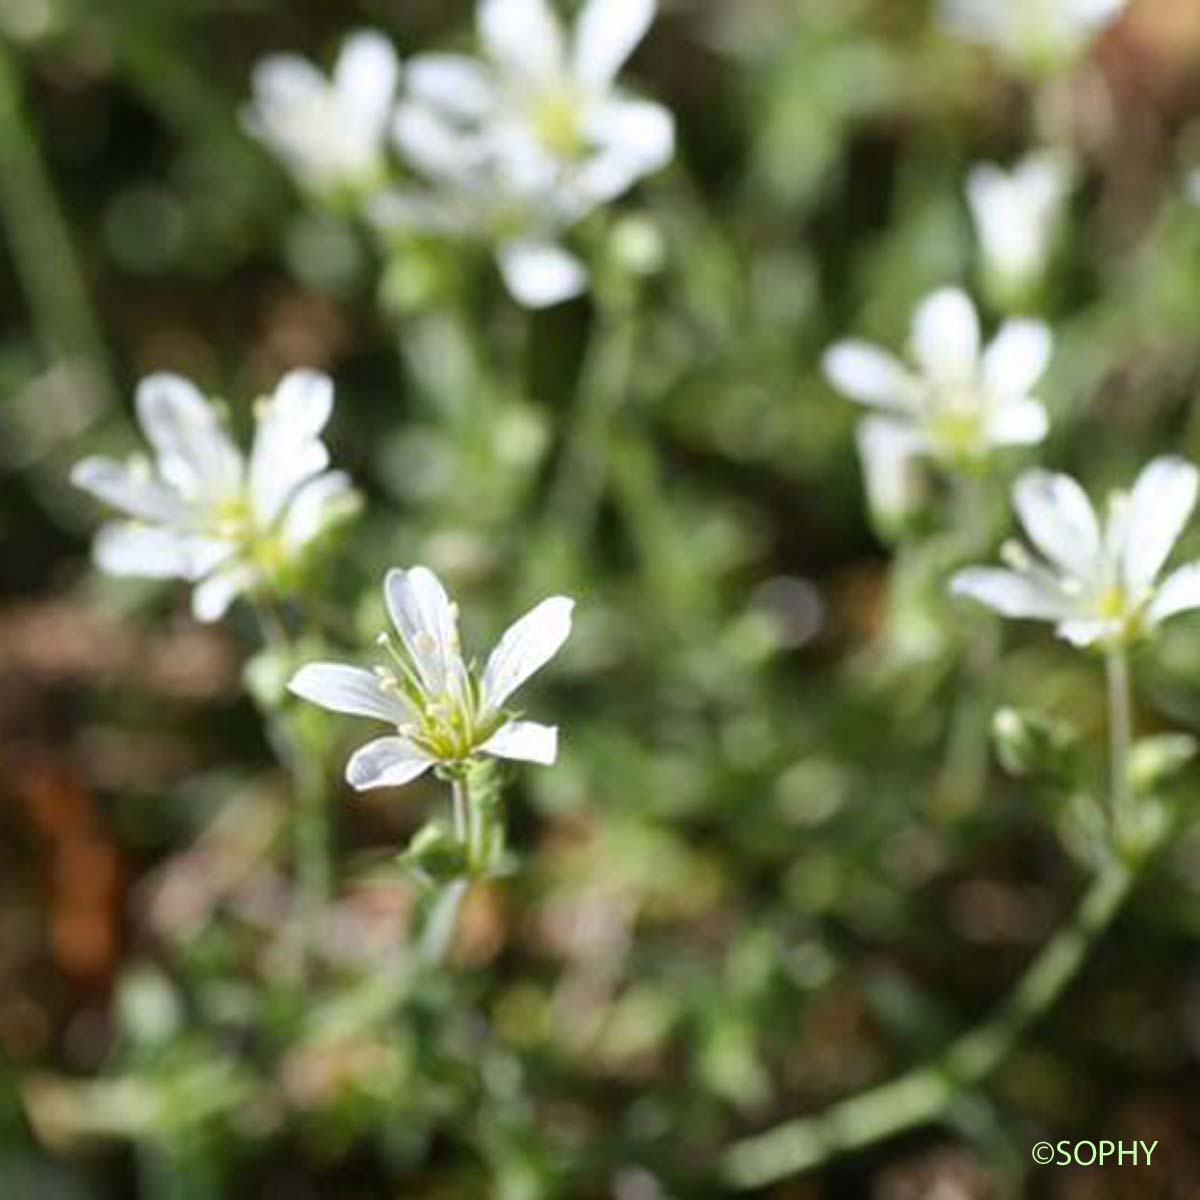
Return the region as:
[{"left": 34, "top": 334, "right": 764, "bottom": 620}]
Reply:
[
  {"left": 1106, "top": 646, "right": 1134, "bottom": 847},
  {"left": 723, "top": 851, "right": 1144, "bottom": 1188},
  {"left": 419, "top": 775, "right": 473, "bottom": 967}
]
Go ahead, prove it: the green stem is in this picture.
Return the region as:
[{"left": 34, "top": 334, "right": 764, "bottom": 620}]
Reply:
[
  {"left": 419, "top": 775, "right": 473, "bottom": 967},
  {"left": 0, "top": 41, "right": 114, "bottom": 404},
  {"left": 722, "top": 850, "right": 1144, "bottom": 1188},
  {"left": 1106, "top": 646, "right": 1135, "bottom": 848},
  {"left": 418, "top": 879, "right": 468, "bottom": 966},
  {"left": 725, "top": 647, "right": 1157, "bottom": 1188}
]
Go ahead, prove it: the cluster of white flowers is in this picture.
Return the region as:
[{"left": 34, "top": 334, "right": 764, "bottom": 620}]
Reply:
[
  {"left": 290, "top": 567, "right": 574, "bottom": 786},
  {"left": 245, "top": 0, "right": 674, "bottom": 307},
  {"left": 823, "top": 288, "right": 1053, "bottom": 523},
  {"left": 72, "top": 371, "right": 357, "bottom": 621},
  {"left": 941, "top": 0, "right": 1128, "bottom": 73},
  {"left": 953, "top": 458, "right": 1200, "bottom": 648}
]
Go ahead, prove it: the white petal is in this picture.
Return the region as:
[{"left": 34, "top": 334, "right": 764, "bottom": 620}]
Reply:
[
  {"left": 1122, "top": 456, "right": 1199, "bottom": 592},
  {"left": 856, "top": 417, "right": 926, "bottom": 523},
  {"left": 984, "top": 397, "right": 1049, "bottom": 446},
  {"left": 822, "top": 341, "right": 918, "bottom": 410},
  {"left": 1149, "top": 562, "right": 1200, "bottom": 624},
  {"left": 481, "top": 595, "right": 574, "bottom": 711},
  {"left": 345, "top": 736, "right": 433, "bottom": 791},
  {"left": 135, "top": 374, "right": 243, "bottom": 502},
  {"left": 288, "top": 663, "right": 411, "bottom": 723},
  {"left": 333, "top": 30, "right": 400, "bottom": 141},
  {"left": 368, "top": 187, "right": 479, "bottom": 236},
  {"left": 481, "top": 720, "right": 559, "bottom": 765},
  {"left": 1069, "top": 0, "right": 1127, "bottom": 29},
  {"left": 1058, "top": 618, "right": 1118, "bottom": 647},
  {"left": 479, "top": 0, "right": 565, "bottom": 81},
  {"left": 950, "top": 567, "right": 1070, "bottom": 621},
  {"left": 281, "top": 470, "right": 357, "bottom": 550},
  {"left": 406, "top": 54, "right": 496, "bottom": 120},
  {"left": 1013, "top": 469, "right": 1101, "bottom": 582},
  {"left": 384, "top": 566, "right": 464, "bottom": 693},
  {"left": 983, "top": 320, "right": 1053, "bottom": 398},
  {"left": 71, "top": 456, "right": 191, "bottom": 525},
  {"left": 573, "top": 98, "right": 674, "bottom": 206},
  {"left": 190, "top": 564, "right": 258, "bottom": 623},
  {"left": 497, "top": 239, "right": 588, "bottom": 307},
  {"left": 249, "top": 370, "right": 333, "bottom": 526},
  {"left": 94, "top": 523, "right": 232, "bottom": 581},
  {"left": 392, "top": 102, "right": 487, "bottom": 183},
  {"left": 250, "top": 54, "right": 327, "bottom": 119},
  {"left": 573, "top": 0, "right": 655, "bottom": 86},
  {"left": 910, "top": 288, "right": 980, "bottom": 383}
]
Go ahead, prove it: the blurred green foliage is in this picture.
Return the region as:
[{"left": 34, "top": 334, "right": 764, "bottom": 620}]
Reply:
[{"left": 4, "top": 1, "right": 1200, "bottom": 1197}]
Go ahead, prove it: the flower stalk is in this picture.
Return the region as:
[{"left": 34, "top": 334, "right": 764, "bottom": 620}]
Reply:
[
  {"left": 723, "top": 838, "right": 1151, "bottom": 1188},
  {"left": 1106, "top": 645, "right": 1135, "bottom": 850}
]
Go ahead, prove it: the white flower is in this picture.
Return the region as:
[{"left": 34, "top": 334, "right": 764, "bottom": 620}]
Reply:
[
  {"left": 72, "top": 371, "right": 357, "bottom": 622},
  {"left": 289, "top": 568, "right": 574, "bottom": 790},
  {"left": 967, "top": 151, "right": 1073, "bottom": 306},
  {"left": 952, "top": 457, "right": 1200, "bottom": 647},
  {"left": 823, "top": 289, "right": 1053, "bottom": 518},
  {"left": 941, "top": 0, "right": 1127, "bottom": 72},
  {"left": 245, "top": 30, "right": 400, "bottom": 199},
  {"left": 372, "top": 0, "right": 674, "bottom": 307}
]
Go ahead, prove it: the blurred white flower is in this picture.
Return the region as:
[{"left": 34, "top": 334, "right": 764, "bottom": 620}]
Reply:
[
  {"left": 952, "top": 457, "right": 1200, "bottom": 647},
  {"left": 72, "top": 372, "right": 356, "bottom": 622},
  {"left": 245, "top": 30, "right": 400, "bottom": 199},
  {"left": 967, "top": 151, "right": 1073, "bottom": 309},
  {"left": 373, "top": 0, "right": 674, "bottom": 307},
  {"left": 941, "top": 0, "right": 1127, "bottom": 72},
  {"left": 289, "top": 568, "right": 574, "bottom": 789},
  {"left": 823, "top": 288, "right": 1053, "bottom": 520}
]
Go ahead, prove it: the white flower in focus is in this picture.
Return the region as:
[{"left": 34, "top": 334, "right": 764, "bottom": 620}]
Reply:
[
  {"left": 823, "top": 288, "right": 1053, "bottom": 521},
  {"left": 289, "top": 568, "right": 574, "bottom": 789},
  {"left": 72, "top": 371, "right": 357, "bottom": 622},
  {"left": 942, "top": 0, "right": 1127, "bottom": 72},
  {"left": 245, "top": 31, "right": 400, "bottom": 199},
  {"left": 967, "top": 151, "right": 1073, "bottom": 308},
  {"left": 374, "top": 0, "right": 674, "bottom": 307},
  {"left": 952, "top": 457, "right": 1200, "bottom": 647}
]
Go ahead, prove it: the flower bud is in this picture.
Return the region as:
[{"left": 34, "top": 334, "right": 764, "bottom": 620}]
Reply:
[
  {"left": 992, "top": 707, "right": 1079, "bottom": 784},
  {"left": 402, "top": 822, "right": 469, "bottom": 885},
  {"left": 1130, "top": 734, "right": 1197, "bottom": 797}
]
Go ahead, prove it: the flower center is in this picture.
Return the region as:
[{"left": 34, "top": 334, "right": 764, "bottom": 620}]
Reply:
[
  {"left": 533, "top": 87, "right": 587, "bottom": 160},
  {"left": 376, "top": 634, "right": 500, "bottom": 764},
  {"left": 1096, "top": 585, "right": 1128, "bottom": 622},
  {"left": 927, "top": 393, "right": 986, "bottom": 463},
  {"left": 208, "top": 494, "right": 255, "bottom": 542}
]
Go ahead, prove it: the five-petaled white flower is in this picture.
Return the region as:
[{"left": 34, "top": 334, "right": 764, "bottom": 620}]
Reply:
[
  {"left": 372, "top": 0, "right": 674, "bottom": 307},
  {"left": 952, "top": 457, "right": 1200, "bottom": 647},
  {"left": 289, "top": 567, "right": 574, "bottom": 790},
  {"left": 72, "top": 371, "right": 356, "bottom": 622},
  {"left": 823, "top": 288, "right": 1053, "bottom": 521},
  {"left": 245, "top": 30, "right": 400, "bottom": 200},
  {"left": 967, "top": 151, "right": 1073, "bottom": 308},
  {"left": 941, "top": 0, "right": 1128, "bottom": 73}
]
